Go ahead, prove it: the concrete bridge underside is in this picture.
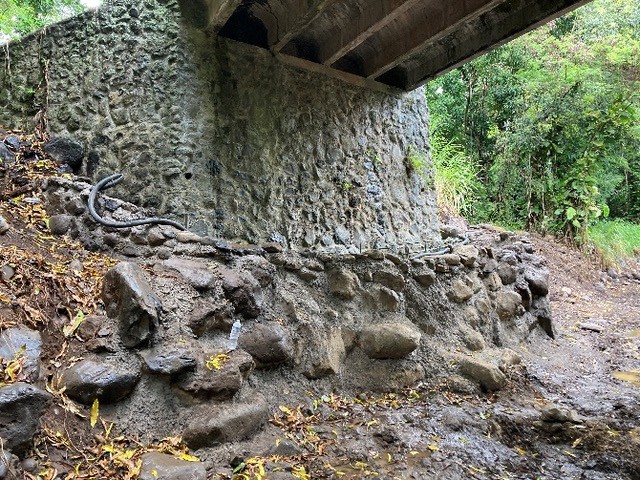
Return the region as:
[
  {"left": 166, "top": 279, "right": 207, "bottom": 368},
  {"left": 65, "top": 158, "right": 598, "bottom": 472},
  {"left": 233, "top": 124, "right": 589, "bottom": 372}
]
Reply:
[{"left": 179, "top": 0, "right": 591, "bottom": 91}]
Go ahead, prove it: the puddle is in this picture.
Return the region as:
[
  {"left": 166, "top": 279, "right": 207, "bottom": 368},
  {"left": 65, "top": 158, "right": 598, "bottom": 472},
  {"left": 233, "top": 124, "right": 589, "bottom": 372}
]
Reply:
[{"left": 612, "top": 370, "right": 640, "bottom": 388}]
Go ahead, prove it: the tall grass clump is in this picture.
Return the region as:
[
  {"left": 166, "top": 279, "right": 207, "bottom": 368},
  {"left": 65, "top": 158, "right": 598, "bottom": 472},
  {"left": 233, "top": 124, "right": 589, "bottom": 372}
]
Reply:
[
  {"left": 428, "top": 135, "right": 483, "bottom": 218},
  {"left": 588, "top": 220, "right": 640, "bottom": 267}
]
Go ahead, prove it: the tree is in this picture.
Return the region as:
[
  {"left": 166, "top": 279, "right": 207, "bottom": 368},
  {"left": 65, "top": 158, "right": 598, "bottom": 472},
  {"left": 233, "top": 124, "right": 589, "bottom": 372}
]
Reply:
[{"left": 0, "top": 0, "right": 84, "bottom": 41}]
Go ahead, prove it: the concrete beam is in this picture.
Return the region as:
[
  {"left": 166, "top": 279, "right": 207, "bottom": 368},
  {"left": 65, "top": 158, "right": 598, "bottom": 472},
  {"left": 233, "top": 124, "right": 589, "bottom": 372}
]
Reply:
[
  {"left": 207, "top": 0, "right": 243, "bottom": 31},
  {"left": 399, "top": 0, "right": 593, "bottom": 90},
  {"left": 270, "top": 0, "right": 341, "bottom": 52},
  {"left": 177, "top": 0, "right": 242, "bottom": 31},
  {"left": 364, "top": 0, "right": 503, "bottom": 79},
  {"left": 318, "top": 0, "right": 421, "bottom": 66}
]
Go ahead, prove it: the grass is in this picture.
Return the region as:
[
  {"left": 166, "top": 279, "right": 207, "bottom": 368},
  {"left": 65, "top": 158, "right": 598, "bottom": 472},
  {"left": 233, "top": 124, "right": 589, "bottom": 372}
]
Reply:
[{"left": 588, "top": 219, "right": 640, "bottom": 267}]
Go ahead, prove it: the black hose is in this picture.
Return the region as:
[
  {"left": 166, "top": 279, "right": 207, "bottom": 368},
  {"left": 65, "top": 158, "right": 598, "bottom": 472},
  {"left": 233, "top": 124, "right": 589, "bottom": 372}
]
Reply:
[{"left": 88, "top": 173, "right": 187, "bottom": 231}]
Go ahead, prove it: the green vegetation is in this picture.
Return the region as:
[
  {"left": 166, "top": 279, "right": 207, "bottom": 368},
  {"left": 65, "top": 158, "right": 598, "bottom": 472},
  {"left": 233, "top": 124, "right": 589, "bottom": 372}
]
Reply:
[
  {"left": 427, "top": 0, "right": 640, "bottom": 252},
  {"left": 0, "top": 0, "right": 84, "bottom": 41},
  {"left": 588, "top": 220, "right": 640, "bottom": 267}
]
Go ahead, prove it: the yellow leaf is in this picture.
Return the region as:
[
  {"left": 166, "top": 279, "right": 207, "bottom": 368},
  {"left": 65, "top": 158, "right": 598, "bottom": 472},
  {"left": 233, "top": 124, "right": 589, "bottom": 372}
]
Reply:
[
  {"left": 63, "top": 310, "right": 85, "bottom": 338},
  {"left": 90, "top": 398, "right": 99, "bottom": 428},
  {"left": 151, "top": 470, "right": 158, "bottom": 477},
  {"left": 572, "top": 438, "right": 582, "bottom": 448},
  {"left": 515, "top": 447, "right": 527, "bottom": 455},
  {"left": 205, "top": 353, "right": 229, "bottom": 371},
  {"left": 428, "top": 445, "right": 439, "bottom": 452},
  {"left": 178, "top": 453, "right": 200, "bottom": 462}
]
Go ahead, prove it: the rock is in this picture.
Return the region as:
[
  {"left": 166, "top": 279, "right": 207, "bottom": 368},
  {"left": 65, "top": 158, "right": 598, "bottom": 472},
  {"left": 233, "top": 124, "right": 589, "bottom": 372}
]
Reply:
[
  {"left": 449, "top": 278, "right": 473, "bottom": 303},
  {"left": 497, "top": 264, "right": 517, "bottom": 285},
  {"left": 327, "top": 269, "right": 359, "bottom": 300},
  {"left": 235, "top": 255, "right": 276, "bottom": 287},
  {"left": 238, "top": 322, "right": 292, "bottom": 368},
  {"left": 1, "top": 265, "right": 14, "bottom": 281},
  {"left": 525, "top": 269, "right": 549, "bottom": 296},
  {"left": 440, "top": 254, "right": 461, "bottom": 266},
  {"left": 455, "top": 244, "right": 479, "bottom": 267},
  {"left": 0, "top": 383, "right": 52, "bottom": 453},
  {"left": 440, "top": 225, "right": 463, "bottom": 238},
  {"left": 157, "top": 247, "right": 172, "bottom": 260},
  {"left": 0, "top": 451, "right": 19, "bottom": 478},
  {"left": 140, "top": 347, "right": 197, "bottom": 375},
  {"left": 218, "top": 266, "right": 263, "bottom": 318},
  {"left": 262, "top": 242, "right": 283, "bottom": 253},
  {"left": 4, "top": 135, "right": 20, "bottom": 150},
  {"left": 412, "top": 267, "right": 436, "bottom": 287},
  {"left": 139, "top": 452, "right": 207, "bottom": 480},
  {"left": 49, "top": 214, "right": 74, "bottom": 235},
  {"left": 60, "top": 357, "right": 141, "bottom": 404},
  {"left": 372, "top": 270, "right": 405, "bottom": 292},
  {"left": 146, "top": 228, "right": 166, "bottom": 247},
  {"left": 175, "top": 231, "right": 204, "bottom": 243},
  {"left": 359, "top": 322, "right": 421, "bottom": 359},
  {"left": 500, "top": 349, "right": 522, "bottom": 370},
  {"left": 175, "top": 350, "right": 254, "bottom": 400},
  {"left": 462, "top": 329, "right": 485, "bottom": 352},
  {"left": 102, "top": 262, "right": 160, "bottom": 347},
  {"left": 458, "top": 358, "right": 506, "bottom": 392},
  {"left": 375, "top": 286, "right": 401, "bottom": 311},
  {"left": 496, "top": 291, "right": 523, "bottom": 320},
  {"left": 183, "top": 398, "right": 269, "bottom": 449},
  {"left": 299, "top": 326, "right": 345, "bottom": 379},
  {"left": 21, "top": 458, "right": 37, "bottom": 473},
  {"left": 484, "top": 272, "right": 503, "bottom": 291},
  {"left": 0, "top": 143, "right": 15, "bottom": 164},
  {"left": 577, "top": 322, "right": 603, "bottom": 333},
  {"left": 540, "top": 405, "right": 581, "bottom": 423},
  {"left": 0, "top": 215, "right": 9, "bottom": 234},
  {"left": 188, "top": 299, "right": 233, "bottom": 337},
  {"left": 0, "top": 326, "right": 42, "bottom": 382},
  {"left": 163, "top": 258, "right": 217, "bottom": 291},
  {"left": 44, "top": 137, "right": 84, "bottom": 172},
  {"left": 267, "top": 439, "right": 303, "bottom": 457},
  {"left": 365, "top": 249, "right": 385, "bottom": 260},
  {"left": 75, "top": 315, "right": 107, "bottom": 341}
]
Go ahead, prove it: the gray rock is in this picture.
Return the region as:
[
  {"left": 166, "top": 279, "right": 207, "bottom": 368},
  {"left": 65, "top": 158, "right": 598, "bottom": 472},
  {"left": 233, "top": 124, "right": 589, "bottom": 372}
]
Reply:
[
  {"left": 48, "top": 214, "right": 74, "bottom": 235},
  {"left": 334, "top": 225, "right": 351, "bottom": 245},
  {"left": 140, "top": 347, "right": 197, "bottom": 375},
  {"left": 218, "top": 266, "right": 263, "bottom": 318},
  {"left": 455, "top": 244, "right": 479, "bottom": 267},
  {"left": 540, "top": 405, "right": 581, "bottom": 423},
  {"left": 372, "top": 270, "right": 405, "bottom": 292},
  {"left": 359, "top": 322, "right": 421, "bottom": 359},
  {"left": 102, "top": 262, "right": 160, "bottom": 347},
  {"left": 440, "top": 254, "right": 461, "bottom": 266},
  {"left": 375, "top": 286, "right": 401, "bottom": 311},
  {"left": 60, "top": 357, "right": 141, "bottom": 404},
  {"left": 139, "top": 452, "right": 207, "bottom": 480},
  {"left": 484, "top": 272, "right": 503, "bottom": 291},
  {"left": 462, "top": 329, "right": 485, "bottom": 352},
  {"left": 0, "top": 450, "right": 19, "bottom": 478},
  {"left": 327, "top": 269, "right": 359, "bottom": 299},
  {"left": 0, "top": 326, "right": 42, "bottom": 382},
  {"left": 188, "top": 299, "right": 233, "bottom": 337},
  {"left": 146, "top": 228, "right": 166, "bottom": 247},
  {"left": 496, "top": 291, "right": 523, "bottom": 321},
  {"left": 299, "top": 326, "right": 345, "bottom": 379},
  {"left": 44, "top": 137, "right": 84, "bottom": 172},
  {"left": 497, "top": 264, "right": 517, "bottom": 285},
  {"left": 183, "top": 398, "right": 269, "bottom": 449},
  {"left": 267, "top": 439, "right": 303, "bottom": 457},
  {"left": 175, "top": 350, "right": 254, "bottom": 400},
  {"left": 459, "top": 358, "right": 506, "bottom": 392},
  {"left": 238, "top": 322, "right": 292, "bottom": 368},
  {"left": 412, "top": 267, "right": 436, "bottom": 287},
  {"left": 0, "top": 383, "right": 52, "bottom": 453},
  {"left": 1, "top": 265, "right": 14, "bottom": 281},
  {"left": 0, "top": 216, "right": 9, "bottom": 235},
  {"left": 449, "top": 278, "right": 473, "bottom": 303},
  {"left": 525, "top": 269, "right": 549, "bottom": 296},
  {"left": 0, "top": 143, "right": 15, "bottom": 164},
  {"left": 163, "top": 258, "right": 216, "bottom": 291}
]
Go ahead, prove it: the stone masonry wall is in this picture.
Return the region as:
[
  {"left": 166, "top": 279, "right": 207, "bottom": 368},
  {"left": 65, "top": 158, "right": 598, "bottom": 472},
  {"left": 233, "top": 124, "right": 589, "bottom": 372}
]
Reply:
[{"left": 0, "top": 0, "right": 439, "bottom": 251}]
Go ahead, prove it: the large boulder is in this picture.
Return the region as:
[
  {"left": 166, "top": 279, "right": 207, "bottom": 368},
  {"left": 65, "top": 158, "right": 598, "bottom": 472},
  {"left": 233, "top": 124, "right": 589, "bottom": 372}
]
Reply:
[
  {"left": 0, "top": 326, "right": 42, "bottom": 382},
  {"left": 327, "top": 269, "right": 359, "bottom": 300},
  {"left": 458, "top": 357, "right": 506, "bottom": 392},
  {"left": 139, "top": 452, "right": 207, "bottom": 480},
  {"left": 238, "top": 322, "right": 293, "bottom": 368},
  {"left": 298, "top": 326, "right": 346, "bottom": 379},
  {"left": 102, "top": 262, "right": 161, "bottom": 347},
  {"left": 60, "top": 357, "right": 141, "bottom": 405},
  {"left": 0, "top": 383, "right": 52, "bottom": 453},
  {"left": 359, "top": 322, "right": 421, "bottom": 359},
  {"left": 183, "top": 398, "right": 269, "bottom": 449}
]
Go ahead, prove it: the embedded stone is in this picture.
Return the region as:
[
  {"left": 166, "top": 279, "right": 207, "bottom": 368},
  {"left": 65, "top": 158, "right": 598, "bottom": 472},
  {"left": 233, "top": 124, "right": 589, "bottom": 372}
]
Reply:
[
  {"left": 234, "top": 255, "right": 276, "bottom": 287},
  {"left": 413, "top": 267, "right": 436, "bottom": 287},
  {"left": 359, "top": 322, "right": 421, "bottom": 359},
  {"left": 484, "top": 272, "right": 503, "bottom": 291},
  {"left": 0, "top": 383, "right": 52, "bottom": 454},
  {"left": 175, "top": 350, "right": 254, "bottom": 400},
  {"left": 183, "top": 397, "right": 269, "bottom": 449},
  {"left": 455, "top": 244, "right": 479, "bottom": 267},
  {"left": 327, "top": 269, "right": 359, "bottom": 300},
  {"left": 0, "top": 326, "right": 42, "bottom": 382},
  {"left": 372, "top": 270, "right": 405, "bottom": 292},
  {"left": 459, "top": 358, "right": 506, "bottom": 391},
  {"left": 540, "top": 405, "right": 581, "bottom": 423},
  {"left": 218, "top": 266, "right": 263, "bottom": 318},
  {"left": 60, "top": 357, "right": 141, "bottom": 405},
  {"left": 163, "top": 258, "right": 217, "bottom": 291},
  {"left": 449, "top": 278, "right": 473, "bottom": 303},
  {"left": 238, "top": 322, "right": 292, "bottom": 368},
  {"left": 525, "top": 269, "right": 549, "bottom": 296},
  {"left": 462, "top": 329, "right": 485, "bottom": 352},
  {"left": 188, "top": 299, "right": 234, "bottom": 337},
  {"left": 48, "top": 214, "right": 74, "bottom": 235},
  {"left": 44, "top": 137, "right": 84, "bottom": 172},
  {"left": 102, "top": 262, "right": 160, "bottom": 347},
  {"left": 0, "top": 142, "right": 15, "bottom": 164},
  {"left": 440, "top": 254, "right": 461, "bottom": 266},
  {"left": 496, "top": 291, "right": 523, "bottom": 320},
  {"left": 140, "top": 347, "right": 197, "bottom": 376},
  {"left": 299, "top": 326, "right": 346, "bottom": 379},
  {"left": 376, "top": 286, "right": 402, "bottom": 311},
  {"left": 497, "top": 264, "right": 517, "bottom": 285},
  {"left": 139, "top": 452, "right": 207, "bottom": 480}
]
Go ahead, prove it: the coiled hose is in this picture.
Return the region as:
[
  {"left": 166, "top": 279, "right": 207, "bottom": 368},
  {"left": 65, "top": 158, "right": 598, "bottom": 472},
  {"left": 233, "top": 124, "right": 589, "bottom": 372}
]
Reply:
[{"left": 88, "top": 173, "right": 187, "bottom": 231}]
